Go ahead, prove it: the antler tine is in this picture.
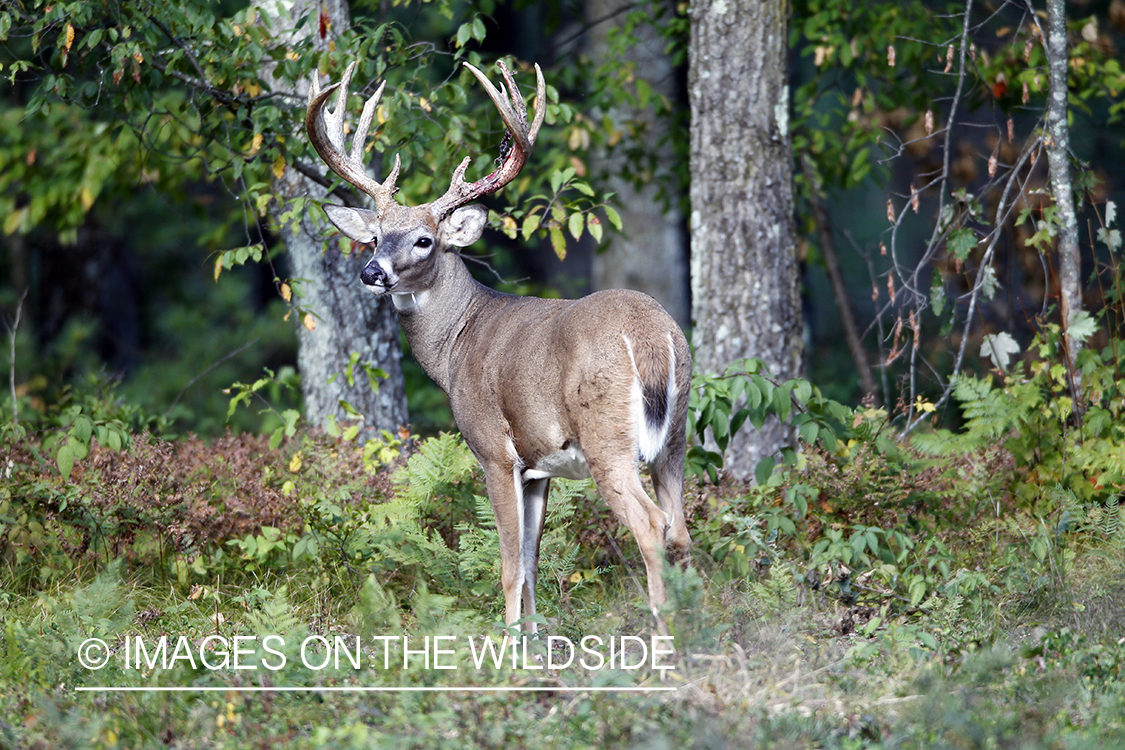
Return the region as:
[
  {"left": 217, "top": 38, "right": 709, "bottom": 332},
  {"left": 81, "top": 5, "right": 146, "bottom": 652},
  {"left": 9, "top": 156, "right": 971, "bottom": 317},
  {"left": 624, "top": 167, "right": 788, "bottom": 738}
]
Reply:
[
  {"left": 427, "top": 61, "right": 546, "bottom": 220},
  {"left": 305, "top": 61, "right": 400, "bottom": 211}
]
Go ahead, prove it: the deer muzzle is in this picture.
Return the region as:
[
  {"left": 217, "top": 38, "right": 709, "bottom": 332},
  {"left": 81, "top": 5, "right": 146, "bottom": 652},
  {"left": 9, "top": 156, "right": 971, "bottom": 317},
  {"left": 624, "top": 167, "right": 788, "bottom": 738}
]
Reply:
[{"left": 360, "top": 257, "right": 395, "bottom": 294}]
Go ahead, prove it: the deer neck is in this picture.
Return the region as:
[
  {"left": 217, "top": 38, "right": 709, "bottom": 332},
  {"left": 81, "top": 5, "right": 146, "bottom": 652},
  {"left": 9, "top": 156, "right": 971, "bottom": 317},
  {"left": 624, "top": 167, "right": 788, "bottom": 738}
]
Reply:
[{"left": 391, "top": 250, "right": 487, "bottom": 394}]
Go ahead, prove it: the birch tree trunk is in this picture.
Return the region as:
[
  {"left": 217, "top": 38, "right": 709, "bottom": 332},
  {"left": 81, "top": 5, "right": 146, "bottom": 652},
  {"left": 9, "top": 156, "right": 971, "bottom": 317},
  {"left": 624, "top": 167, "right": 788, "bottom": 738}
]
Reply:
[
  {"left": 258, "top": 0, "right": 408, "bottom": 434},
  {"left": 1045, "top": 0, "right": 1083, "bottom": 374},
  {"left": 689, "top": 0, "right": 804, "bottom": 479}
]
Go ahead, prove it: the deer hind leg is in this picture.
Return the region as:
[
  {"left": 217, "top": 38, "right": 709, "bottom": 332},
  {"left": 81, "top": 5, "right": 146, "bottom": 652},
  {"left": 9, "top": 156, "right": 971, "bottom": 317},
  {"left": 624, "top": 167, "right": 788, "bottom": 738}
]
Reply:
[
  {"left": 651, "top": 447, "right": 692, "bottom": 567},
  {"left": 588, "top": 455, "right": 672, "bottom": 613}
]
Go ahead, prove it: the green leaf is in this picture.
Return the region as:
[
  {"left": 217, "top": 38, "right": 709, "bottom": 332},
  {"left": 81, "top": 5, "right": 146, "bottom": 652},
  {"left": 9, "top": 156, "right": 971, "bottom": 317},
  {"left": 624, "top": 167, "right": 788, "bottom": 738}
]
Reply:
[
  {"left": 549, "top": 170, "right": 565, "bottom": 195},
  {"left": 604, "top": 205, "right": 623, "bottom": 231},
  {"left": 754, "top": 456, "right": 776, "bottom": 486},
  {"left": 1067, "top": 310, "right": 1098, "bottom": 345},
  {"left": 908, "top": 577, "right": 928, "bottom": 606},
  {"left": 635, "top": 78, "right": 652, "bottom": 109},
  {"left": 567, "top": 212, "right": 584, "bottom": 241},
  {"left": 57, "top": 443, "right": 75, "bottom": 480},
  {"left": 71, "top": 414, "right": 94, "bottom": 446},
  {"left": 522, "top": 212, "right": 541, "bottom": 240},
  {"left": 455, "top": 23, "right": 471, "bottom": 48},
  {"left": 930, "top": 273, "right": 946, "bottom": 317},
  {"left": 572, "top": 181, "right": 595, "bottom": 197},
  {"left": 771, "top": 384, "right": 791, "bottom": 421},
  {"left": 947, "top": 228, "right": 977, "bottom": 261}
]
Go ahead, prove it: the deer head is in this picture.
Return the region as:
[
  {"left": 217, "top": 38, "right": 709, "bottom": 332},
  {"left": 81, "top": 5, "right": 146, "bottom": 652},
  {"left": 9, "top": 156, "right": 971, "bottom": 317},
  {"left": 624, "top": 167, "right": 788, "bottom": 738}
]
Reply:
[{"left": 306, "top": 60, "right": 545, "bottom": 302}]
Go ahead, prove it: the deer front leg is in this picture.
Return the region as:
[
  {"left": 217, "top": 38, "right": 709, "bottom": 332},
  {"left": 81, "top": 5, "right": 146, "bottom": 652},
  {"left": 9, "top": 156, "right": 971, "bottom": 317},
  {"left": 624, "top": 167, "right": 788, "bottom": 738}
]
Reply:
[{"left": 481, "top": 460, "right": 531, "bottom": 633}]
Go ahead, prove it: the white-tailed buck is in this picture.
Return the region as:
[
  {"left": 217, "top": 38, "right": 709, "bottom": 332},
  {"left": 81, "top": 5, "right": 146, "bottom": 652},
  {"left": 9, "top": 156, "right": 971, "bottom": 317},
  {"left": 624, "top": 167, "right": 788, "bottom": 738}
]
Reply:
[{"left": 306, "top": 60, "right": 692, "bottom": 632}]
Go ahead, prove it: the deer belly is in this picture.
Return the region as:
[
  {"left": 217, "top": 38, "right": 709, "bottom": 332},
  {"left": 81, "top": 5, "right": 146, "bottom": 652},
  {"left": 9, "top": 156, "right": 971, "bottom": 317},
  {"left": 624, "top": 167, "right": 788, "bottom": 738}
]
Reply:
[{"left": 522, "top": 442, "right": 590, "bottom": 481}]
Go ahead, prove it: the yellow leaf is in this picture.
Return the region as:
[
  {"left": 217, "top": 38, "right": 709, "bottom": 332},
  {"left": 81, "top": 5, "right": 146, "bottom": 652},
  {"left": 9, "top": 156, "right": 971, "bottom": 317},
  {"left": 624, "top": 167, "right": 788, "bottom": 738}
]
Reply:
[
  {"left": 376, "top": 105, "right": 387, "bottom": 125},
  {"left": 272, "top": 152, "right": 286, "bottom": 179},
  {"left": 289, "top": 453, "right": 302, "bottom": 473},
  {"left": 302, "top": 312, "right": 316, "bottom": 331},
  {"left": 80, "top": 186, "right": 95, "bottom": 212},
  {"left": 419, "top": 96, "right": 432, "bottom": 113},
  {"left": 248, "top": 132, "right": 263, "bottom": 156},
  {"left": 63, "top": 23, "right": 75, "bottom": 54},
  {"left": 243, "top": 80, "right": 261, "bottom": 97},
  {"left": 213, "top": 258, "right": 222, "bottom": 282},
  {"left": 569, "top": 572, "right": 582, "bottom": 584},
  {"left": 279, "top": 282, "right": 292, "bottom": 302},
  {"left": 567, "top": 126, "right": 590, "bottom": 151}
]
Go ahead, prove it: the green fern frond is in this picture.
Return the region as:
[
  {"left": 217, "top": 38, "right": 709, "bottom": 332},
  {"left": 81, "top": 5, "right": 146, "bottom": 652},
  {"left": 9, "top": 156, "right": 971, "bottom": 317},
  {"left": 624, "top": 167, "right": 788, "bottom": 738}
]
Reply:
[
  {"left": 244, "top": 585, "right": 301, "bottom": 637},
  {"left": 392, "top": 432, "right": 478, "bottom": 504}
]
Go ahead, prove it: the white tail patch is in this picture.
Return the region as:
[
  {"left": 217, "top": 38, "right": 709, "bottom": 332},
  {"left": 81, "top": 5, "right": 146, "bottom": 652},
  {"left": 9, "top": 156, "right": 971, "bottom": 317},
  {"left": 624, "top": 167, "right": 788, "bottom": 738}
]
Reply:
[{"left": 623, "top": 333, "right": 679, "bottom": 463}]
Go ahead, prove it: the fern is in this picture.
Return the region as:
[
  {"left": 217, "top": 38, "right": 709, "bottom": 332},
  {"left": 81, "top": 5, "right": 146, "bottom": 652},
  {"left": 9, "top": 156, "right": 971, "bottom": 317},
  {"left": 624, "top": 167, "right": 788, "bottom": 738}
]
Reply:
[
  {"left": 747, "top": 561, "right": 798, "bottom": 616},
  {"left": 391, "top": 432, "right": 478, "bottom": 505},
  {"left": 244, "top": 585, "right": 302, "bottom": 638}
]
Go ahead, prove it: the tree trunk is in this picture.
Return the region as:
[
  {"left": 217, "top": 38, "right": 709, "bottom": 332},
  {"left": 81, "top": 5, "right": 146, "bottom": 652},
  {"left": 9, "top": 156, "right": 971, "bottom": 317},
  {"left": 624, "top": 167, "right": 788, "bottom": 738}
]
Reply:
[
  {"left": 258, "top": 0, "right": 409, "bottom": 434},
  {"left": 688, "top": 0, "right": 804, "bottom": 479},
  {"left": 1045, "top": 0, "right": 1082, "bottom": 375},
  {"left": 586, "top": 0, "right": 690, "bottom": 327}
]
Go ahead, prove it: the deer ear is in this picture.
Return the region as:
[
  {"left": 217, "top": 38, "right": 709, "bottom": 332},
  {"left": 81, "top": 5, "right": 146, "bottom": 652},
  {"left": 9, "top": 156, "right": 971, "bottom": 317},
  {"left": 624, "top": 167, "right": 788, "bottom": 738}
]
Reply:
[
  {"left": 441, "top": 205, "right": 488, "bottom": 248},
  {"left": 323, "top": 204, "right": 379, "bottom": 243}
]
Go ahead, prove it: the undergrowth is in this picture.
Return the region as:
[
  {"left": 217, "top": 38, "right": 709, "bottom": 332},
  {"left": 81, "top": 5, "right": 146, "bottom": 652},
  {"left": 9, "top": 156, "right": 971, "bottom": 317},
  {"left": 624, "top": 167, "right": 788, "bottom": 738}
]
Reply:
[{"left": 2, "top": 326, "right": 1125, "bottom": 747}]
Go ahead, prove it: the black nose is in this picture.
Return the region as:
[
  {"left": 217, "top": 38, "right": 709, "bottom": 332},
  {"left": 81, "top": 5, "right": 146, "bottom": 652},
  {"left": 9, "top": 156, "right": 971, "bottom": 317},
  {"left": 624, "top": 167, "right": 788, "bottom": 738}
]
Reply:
[{"left": 360, "top": 262, "right": 385, "bottom": 287}]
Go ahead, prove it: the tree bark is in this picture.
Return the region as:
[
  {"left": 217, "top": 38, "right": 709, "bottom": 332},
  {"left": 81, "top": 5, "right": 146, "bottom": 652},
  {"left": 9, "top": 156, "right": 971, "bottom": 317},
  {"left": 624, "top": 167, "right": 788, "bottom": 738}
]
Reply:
[
  {"left": 586, "top": 0, "right": 690, "bottom": 327},
  {"left": 258, "top": 0, "right": 409, "bottom": 434},
  {"left": 1045, "top": 0, "right": 1082, "bottom": 374},
  {"left": 688, "top": 0, "right": 804, "bottom": 479}
]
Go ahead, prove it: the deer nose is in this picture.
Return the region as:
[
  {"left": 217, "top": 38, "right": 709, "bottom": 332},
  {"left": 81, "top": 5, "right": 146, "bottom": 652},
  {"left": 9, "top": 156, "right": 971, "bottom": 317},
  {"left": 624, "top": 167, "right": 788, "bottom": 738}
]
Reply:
[{"left": 360, "top": 261, "right": 387, "bottom": 288}]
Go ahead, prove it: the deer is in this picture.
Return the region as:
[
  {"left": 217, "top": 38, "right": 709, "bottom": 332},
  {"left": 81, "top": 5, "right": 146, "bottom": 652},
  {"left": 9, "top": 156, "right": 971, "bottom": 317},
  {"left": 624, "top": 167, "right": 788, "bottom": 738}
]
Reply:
[{"left": 305, "top": 59, "right": 692, "bottom": 634}]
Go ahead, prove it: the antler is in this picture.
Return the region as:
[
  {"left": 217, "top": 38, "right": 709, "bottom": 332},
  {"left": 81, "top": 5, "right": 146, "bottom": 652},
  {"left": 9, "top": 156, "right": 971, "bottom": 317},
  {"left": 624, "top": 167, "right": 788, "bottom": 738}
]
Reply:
[
  {"left": 305, "top": 61, "right": 400, "bottom": 212},
  {"left": 427, "top": 60, "right": 546, "bottom": 220},
  {"left": 306, "top": 60, "right": 545, "bottom": 218}
]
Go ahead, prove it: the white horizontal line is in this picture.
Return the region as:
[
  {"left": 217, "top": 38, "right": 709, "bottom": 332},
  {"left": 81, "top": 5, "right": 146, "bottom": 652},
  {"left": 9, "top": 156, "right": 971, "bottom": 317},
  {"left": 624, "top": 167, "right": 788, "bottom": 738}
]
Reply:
[{"left": 75, "top": 685, "right": 676, "bottom": 693}]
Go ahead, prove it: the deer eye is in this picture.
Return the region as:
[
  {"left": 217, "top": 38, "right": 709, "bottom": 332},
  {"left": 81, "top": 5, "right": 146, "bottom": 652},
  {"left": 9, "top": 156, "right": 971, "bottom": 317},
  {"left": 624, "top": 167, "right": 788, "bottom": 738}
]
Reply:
[{"left": 415, "top": 237, "right": 433, "bottom": 249}]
